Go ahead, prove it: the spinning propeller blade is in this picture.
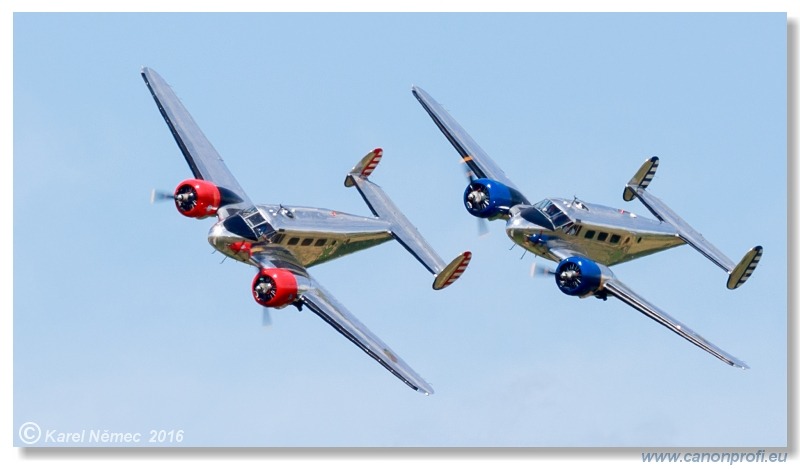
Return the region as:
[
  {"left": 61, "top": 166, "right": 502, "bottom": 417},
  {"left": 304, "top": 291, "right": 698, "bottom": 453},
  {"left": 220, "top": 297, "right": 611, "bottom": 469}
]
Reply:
[
  {"left": 150, "top": 188, "right": 174, "bottom": 204},
  {"left": 530, "top": 260, "right": 555, "bottom": 278},
  {"left": 261, "top": 308, "right": 273, "bottom": 328}
]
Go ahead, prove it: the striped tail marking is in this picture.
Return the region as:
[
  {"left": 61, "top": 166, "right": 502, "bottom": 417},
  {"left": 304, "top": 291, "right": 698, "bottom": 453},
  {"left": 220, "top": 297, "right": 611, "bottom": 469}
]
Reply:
[
  {"left": 433, "top": 251, "right": 472, "bottom": 290},
  {"left": 359, "top": 148, "right": 383, "bottom": 179}
]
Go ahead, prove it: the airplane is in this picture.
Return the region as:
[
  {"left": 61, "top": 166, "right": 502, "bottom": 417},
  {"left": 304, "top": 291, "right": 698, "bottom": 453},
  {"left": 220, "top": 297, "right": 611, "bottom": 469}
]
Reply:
[
  {"left": 141, "top": 67, "right": 472, "bottom": 395},
  {"left": 412, "top": 85, "right": 762, "bottom": 369}
]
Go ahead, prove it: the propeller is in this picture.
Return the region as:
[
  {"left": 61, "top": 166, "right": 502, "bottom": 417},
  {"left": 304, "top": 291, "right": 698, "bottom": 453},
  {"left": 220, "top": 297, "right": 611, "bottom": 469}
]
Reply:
[
  {"left": 460, "top": 161, "right": 490, "bottom": 237},
  {"left": 555, "top": 262, "right": 582, "bottom": 290},
  {"left": 150, "top": 186, "right": 197, "bottom": 212},
  {"left": 465, "top": 182, "right": 491, "bottom": 212},
  {"left": 261, "top": 308, "right": 273, "bottom": 328},
  {"left": 150, "top": 188, "right": 175, "bottom": 204},
  {"left": 530, "top": 260, "right": 556, "bottom": 278},
  {"left": 253, "top": 276, "right": 277, "bottom": 329},
  {"left": 253, "top": 276, "right": 276, "bottom": 302}
]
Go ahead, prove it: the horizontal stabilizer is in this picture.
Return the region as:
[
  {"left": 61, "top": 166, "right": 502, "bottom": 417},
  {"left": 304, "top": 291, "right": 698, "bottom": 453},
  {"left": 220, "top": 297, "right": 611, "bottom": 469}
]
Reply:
[
  {"left": 346, "top": 150, "right": 470, "bottom": 288},
  {"left": 624, "top": 158, "right": 762, "bottom": 289},
  {"left": 727, "top": 246, "right": 763, "bottom": 290},
  {"left": 623, "top": 156, "right": 659, "bottom": 202},
  {"left": 433, "top": 252, "right": 472, "bottom": 290},
  {"left": 345, "top": 148, "right": 383, "bottom": 187}
]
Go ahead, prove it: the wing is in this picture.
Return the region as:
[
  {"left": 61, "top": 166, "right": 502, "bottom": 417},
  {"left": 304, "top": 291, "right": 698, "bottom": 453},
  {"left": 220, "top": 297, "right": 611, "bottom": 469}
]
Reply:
[
  {"left": 412, "top": 86, "right": 526, "bottom": 194},
  {"left": 142, "top": 67, "right": 252, "bottom": 217},
  {"left": 545, "top": 246, "right": 748, "bottom": 369},
  {"left": 603, "top": 279, "right": 748, "bottom": 369},
  {"left": 251, "top": 249, "right": 434, "bottom": 394},
  {"left": 301, "top": 284, "right": 434, "bottom": 394}
]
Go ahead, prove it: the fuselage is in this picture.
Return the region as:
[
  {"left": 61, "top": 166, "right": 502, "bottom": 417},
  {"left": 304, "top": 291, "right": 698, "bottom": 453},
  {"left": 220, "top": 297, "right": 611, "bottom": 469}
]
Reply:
[
  {"left": 505, "top": 197, "right": 685, "bottom": 266},
  {"left": 207, "top": 204, "right": 393, "bottom": 269}
]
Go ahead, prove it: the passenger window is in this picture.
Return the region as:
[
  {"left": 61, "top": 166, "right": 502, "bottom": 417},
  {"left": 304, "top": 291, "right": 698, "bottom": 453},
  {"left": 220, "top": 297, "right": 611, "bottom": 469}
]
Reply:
[
  {"left": 597, "top": 232, "right": 609, "bottom": 242},
  {"left": 314, "top": 239, "right": 327, "bottom": 247},
  {"left": 301, "top": 238, "right": 314, "bottom": 246},
  {"left": 287, "top": 237, "right": 300, "bottom": 246},
  {"left": 609, "top": 234, "right": 621, "bottom": 244},
  {"left": 584, "top": 230, "right": 596, "bottom": 239}
]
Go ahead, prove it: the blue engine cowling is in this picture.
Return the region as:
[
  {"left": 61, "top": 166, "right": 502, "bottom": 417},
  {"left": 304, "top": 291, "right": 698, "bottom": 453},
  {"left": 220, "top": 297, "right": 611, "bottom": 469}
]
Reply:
[
  {"left": 463, "top": 178, "right": 528, "bottom": 219},
  {"left": 554, "top": 256, "right": 604, "bottom": 297}
]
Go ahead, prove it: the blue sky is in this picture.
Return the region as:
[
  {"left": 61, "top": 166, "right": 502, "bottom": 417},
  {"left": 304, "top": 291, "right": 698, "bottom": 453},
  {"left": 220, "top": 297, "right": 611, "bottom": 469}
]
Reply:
[{"left": 7, "top": 7, "right": 791, "bottom": 456}]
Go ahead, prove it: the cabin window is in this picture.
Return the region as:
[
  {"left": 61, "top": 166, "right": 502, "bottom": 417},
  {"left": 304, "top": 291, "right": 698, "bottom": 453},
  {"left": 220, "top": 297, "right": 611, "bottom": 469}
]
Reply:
[
  {"left": 314, "top": 239, "right": 327, "bottom": 247},
  {"left": 287, "top": 237, "right": 300, "bottom": 246},
  {"left": 565, "top": 225, "right": 581, "bottom": 236},
  {"left": 301, "top": 238, "right": 314, "bottom": 246},
  {"left": 597, "top": 232, "right": 609, "bottom": 242},
  {"left": 271, "top": 233, "right": 285, "bottom": 244},
  {"left": 609, "top": 234, "right": 621, "bottom": 244},
  {"left": 584, "top": 230, "right": 596, "bottom": 239}
]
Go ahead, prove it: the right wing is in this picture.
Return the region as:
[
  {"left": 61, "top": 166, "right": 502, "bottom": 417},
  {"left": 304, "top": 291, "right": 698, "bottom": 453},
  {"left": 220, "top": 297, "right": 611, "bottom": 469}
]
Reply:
[
  {"left": 251, "top": 249, "right": 434, "bottom": 394},
  {"left": 545, "top": 247, "right": 748, "bottom": 369},
  {"left": 603, "top": 278, "right": 749, "bottom": 369},
  {"left": 142, "top": 67, "right": 252, "bottom": 217},
  {"left": 412, "top": 86, "right": 526, "bottom": 195},
  {"left": 301, "top": 283, "right": 434, "bottom": 395}
]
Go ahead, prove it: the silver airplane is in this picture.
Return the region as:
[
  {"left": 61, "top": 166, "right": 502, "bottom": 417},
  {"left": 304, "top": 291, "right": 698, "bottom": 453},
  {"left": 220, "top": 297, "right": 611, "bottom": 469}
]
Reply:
[
  {"left": 142, "top": 67, "right": 472, "bottom": 394},
  {"left": 412, "top": 86, "right": 762, "bottom": 369}
]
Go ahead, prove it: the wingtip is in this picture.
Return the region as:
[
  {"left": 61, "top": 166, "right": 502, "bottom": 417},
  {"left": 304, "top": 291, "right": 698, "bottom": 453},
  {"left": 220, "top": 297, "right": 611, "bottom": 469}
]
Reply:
[{"left": 735, "top": 361, "right": 750, "bottom": 370}]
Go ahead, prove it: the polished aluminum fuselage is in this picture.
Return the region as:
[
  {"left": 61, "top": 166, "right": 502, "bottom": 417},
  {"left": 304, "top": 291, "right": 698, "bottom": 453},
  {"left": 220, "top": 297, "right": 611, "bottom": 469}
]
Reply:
[
  {"left": 505, "top": 197, "right": 685, "bottom": 266},
  {"left": 208, "top": 204, "right": 393, "bottom": 268}
]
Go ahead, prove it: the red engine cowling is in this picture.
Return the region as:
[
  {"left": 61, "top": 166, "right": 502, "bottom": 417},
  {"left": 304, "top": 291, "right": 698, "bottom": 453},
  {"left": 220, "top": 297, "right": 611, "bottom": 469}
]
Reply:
[
  {"left": 173, "top": 179, "right": 221, "bottom": 219},
  {"left": 252, "top": 268, "right": 299, "bottom": 308}
]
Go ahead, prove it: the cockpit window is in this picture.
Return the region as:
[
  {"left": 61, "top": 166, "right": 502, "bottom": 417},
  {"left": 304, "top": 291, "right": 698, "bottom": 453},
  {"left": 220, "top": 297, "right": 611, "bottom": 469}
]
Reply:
[
  {"left": 244, "top": 208, "right": 275, "bottom": 240},
  {"left": 245, "top": 211, "right": 266, "bottom": 227},
  {"left": 532, "top": 199, "right": 571, "bottom": 228},
  {"left": 223, "top": 207, "right": 276, "bottom": 241},
  {"left": 222, "top": 215, "right": 258, "bottom": 241}
]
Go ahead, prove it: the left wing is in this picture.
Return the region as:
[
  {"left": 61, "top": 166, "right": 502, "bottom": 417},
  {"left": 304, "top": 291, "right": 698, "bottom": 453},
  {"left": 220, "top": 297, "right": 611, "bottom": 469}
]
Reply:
[
  {"left": 251, "top": 249, "right": 434, "bottom": 394},
  {"left": 142, "top": 67, "right": 252, "bottom": 217}
]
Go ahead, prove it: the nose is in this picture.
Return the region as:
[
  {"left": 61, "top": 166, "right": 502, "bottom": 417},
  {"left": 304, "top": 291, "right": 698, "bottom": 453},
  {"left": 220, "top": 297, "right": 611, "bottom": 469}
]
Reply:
[
  {"left": 207, "top": 221, "right": 239, "bottom": 251},
  {"left": 505, "top": 212, "right": 548, "bottom": 244}
]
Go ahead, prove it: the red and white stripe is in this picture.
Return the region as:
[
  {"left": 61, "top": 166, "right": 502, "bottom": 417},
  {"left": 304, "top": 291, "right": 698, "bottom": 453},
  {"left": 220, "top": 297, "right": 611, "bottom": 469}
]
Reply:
[
  {"left": 359, "top": 148, "right": 383, "bottom": 178},
  {"left": 441, "top": 251, "right": 472, "bottom": 288}
]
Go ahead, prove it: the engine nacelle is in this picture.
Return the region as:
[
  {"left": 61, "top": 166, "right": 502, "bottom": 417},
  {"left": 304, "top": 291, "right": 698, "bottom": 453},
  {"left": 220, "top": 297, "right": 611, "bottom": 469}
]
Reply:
[
  {"left": 173, "top": 179, "right": 221, "bottom": 219},
  {"left": 252, "top": 268, "right": 299, "bottom": 308},
  {"left": 554, "top": 256, "right": 604, "bottom": 297},
  {"left": 463, "top": 178, "right": 528, "bottom": 219}
]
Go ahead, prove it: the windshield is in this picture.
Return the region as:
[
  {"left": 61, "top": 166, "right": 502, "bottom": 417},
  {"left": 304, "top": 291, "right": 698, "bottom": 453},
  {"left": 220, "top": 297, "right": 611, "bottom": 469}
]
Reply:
[
  {"left": 223, "top": 207, "right": 276, "bottom": 241},
  {"left": 532, "top": 199, "right": 571, "bottom": 227}
]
